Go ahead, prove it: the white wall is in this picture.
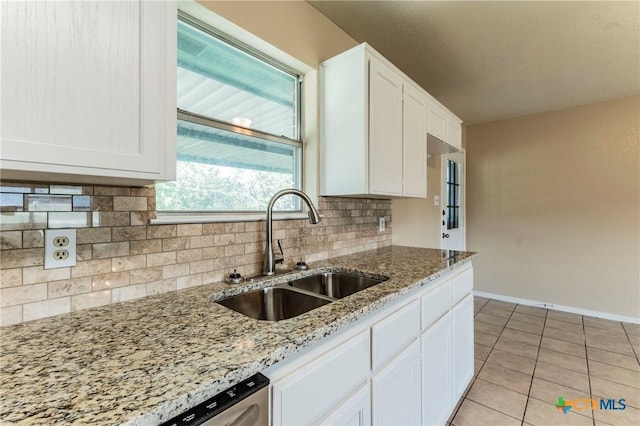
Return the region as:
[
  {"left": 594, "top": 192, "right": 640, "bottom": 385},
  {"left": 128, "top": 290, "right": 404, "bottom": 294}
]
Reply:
[{"left": 466, "top": 96, "right": 639, "bottom": 318}]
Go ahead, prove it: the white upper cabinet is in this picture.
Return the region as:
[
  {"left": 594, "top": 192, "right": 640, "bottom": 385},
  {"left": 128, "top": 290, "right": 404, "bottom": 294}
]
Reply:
[
  {"left": 427, "top": 95, "right": 463, "bottom": 155},
  {"left": 447, "top": 113, "right": 463, "bottom": 151},
  {"left": 427, "top": 98, "right": 448, "bottom": 143},
  {"left": 402, "top": 84, "right": 428, "bottom": 198},
  {"left": 0, "top": 0, "right": 176, "bottom": 185},
  {"left": 321, "top": 43, "right": 462, "bottom": 198},
  {"left": 320, "top": 43, "right": 427, "bottom": 198},
  {"left": 369, "top": 56, "right": 404, "bottom": 196}
]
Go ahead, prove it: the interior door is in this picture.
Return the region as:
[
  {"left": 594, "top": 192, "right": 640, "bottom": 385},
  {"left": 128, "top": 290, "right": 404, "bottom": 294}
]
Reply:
[{"left": 441, "top": 152, "right": 466, "bottom": 250}]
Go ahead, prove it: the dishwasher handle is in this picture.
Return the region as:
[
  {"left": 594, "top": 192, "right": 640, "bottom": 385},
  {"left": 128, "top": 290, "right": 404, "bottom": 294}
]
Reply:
[{"left": 228, "top": 404, "right": 259, "bottom": 426}]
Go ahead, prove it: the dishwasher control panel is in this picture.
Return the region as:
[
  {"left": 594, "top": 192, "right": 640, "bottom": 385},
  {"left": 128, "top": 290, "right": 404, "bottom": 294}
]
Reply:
[{"left": 160, "top": 373, "right": 270, "bottom": 426}]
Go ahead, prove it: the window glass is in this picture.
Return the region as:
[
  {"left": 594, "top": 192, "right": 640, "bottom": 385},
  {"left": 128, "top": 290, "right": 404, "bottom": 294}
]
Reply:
[
  {"left": 157, "top": 120, "right": 300, "bottom": 211},
  {"left": 176, "top": 20, "right": 298, "bottom": 139},
  {"left": 157, "top": 15, "right": 303, "bottom": 212}
]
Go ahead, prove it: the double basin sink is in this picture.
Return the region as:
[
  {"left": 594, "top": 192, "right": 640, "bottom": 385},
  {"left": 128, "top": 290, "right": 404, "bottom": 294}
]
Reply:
[{"left": 216, "top": 271, "right": 388, "bottom": 321}]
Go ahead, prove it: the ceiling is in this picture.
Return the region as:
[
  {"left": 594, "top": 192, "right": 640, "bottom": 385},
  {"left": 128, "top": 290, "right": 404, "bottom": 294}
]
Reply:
[{"left": 308, "top": 1, "right": 640, "bottom": 125}]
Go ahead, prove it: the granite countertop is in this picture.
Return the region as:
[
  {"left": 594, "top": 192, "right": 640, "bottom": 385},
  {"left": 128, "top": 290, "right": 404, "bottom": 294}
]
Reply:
[{"left": 0, "top": 246, "right": 475, "bottom": 425}]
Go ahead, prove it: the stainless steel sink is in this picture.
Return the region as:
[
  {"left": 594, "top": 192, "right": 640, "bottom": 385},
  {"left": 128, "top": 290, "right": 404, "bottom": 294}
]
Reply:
[
  {"left": 217, "top": 286, "right": 333, "bottom": 321},
  {"left": 287, "top": 272, "right": 387, "bottom": 299},
  {"left": 216, "top": 271, "right": 388, "bottom": 321}
]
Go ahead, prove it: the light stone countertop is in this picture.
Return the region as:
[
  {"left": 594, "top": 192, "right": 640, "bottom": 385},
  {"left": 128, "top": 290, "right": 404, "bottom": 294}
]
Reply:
[{"left": 0, "top": 246, "right": 475, "bottom": 425}]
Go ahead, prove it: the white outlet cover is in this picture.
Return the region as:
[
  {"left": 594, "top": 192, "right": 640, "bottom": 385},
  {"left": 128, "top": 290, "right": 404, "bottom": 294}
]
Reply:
[{"left": 44, "top": 229, "right": 77, "bottom": 269}]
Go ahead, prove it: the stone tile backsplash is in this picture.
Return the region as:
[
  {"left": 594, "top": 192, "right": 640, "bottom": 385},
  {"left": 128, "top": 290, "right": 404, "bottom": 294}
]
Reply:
[{"left": 0, "top": 182, "right": 392, "bottom": 326}]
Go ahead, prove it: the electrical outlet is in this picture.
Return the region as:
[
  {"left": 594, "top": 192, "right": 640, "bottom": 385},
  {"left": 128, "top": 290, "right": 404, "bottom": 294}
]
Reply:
[
  {"left": 53, "top": 236, "right": 69, "bottom": 247},
  {"left": 53, "top": 250, "right": 69, "bottom": 260},
  {"left": 378, "top": 217, "right": 386, "bottom": 232},
  {"left": 45, "top": 229, "right": 76, "bottom": 269}
]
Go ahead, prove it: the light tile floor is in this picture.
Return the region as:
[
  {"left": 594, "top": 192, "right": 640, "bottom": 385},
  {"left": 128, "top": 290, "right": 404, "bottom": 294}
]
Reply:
[{"left": 449, "top": 297, "right": 640, "bottom": 426}]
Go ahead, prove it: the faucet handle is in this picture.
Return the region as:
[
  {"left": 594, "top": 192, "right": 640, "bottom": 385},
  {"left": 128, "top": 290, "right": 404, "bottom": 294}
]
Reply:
[{"left": 275, "top": 239, "right": 284, "bottom": 264}]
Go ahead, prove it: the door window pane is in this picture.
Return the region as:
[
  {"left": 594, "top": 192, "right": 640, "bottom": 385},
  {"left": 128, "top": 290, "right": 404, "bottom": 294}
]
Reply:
[{"left": 446, "top": 159, "right": 460, "bottom": 230}]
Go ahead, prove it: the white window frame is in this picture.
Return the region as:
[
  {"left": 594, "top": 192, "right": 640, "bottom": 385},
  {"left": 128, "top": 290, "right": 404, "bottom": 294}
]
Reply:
[{"left": 153, "top": 1, "right": 317, "bottom": 224}]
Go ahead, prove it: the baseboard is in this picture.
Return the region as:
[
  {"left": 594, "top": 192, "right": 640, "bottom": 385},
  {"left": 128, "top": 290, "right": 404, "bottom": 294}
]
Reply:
[{"left": 473, "top": 291, "right": 640, "bottom": 325}]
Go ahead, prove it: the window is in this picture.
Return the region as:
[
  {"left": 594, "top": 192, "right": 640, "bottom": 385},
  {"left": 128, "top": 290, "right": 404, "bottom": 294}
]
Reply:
[{"left": 157, "top": 13, "right": 303, "bottom": 212}]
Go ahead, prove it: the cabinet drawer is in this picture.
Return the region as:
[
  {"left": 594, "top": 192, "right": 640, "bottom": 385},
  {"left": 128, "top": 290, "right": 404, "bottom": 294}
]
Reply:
[
  {"left": 452, "top": 267, "right": 473, "bottom": 304},
  {"left": 421, "top": 279, "right": 453, "bottom": 330},
  {"left": 372, "top": 299, "right": 420, "bottom": 370},
  {"left": 272, "top": 330, "right": 370, "bottom": 426}
]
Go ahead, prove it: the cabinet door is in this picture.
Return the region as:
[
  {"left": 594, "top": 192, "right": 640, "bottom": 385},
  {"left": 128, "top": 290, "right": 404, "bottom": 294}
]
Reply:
[
  {"left": 317, "top": 383, "right": 371, "bottom": 426},
  {"left": 272, "top": 330, "right": 370, "bottom": 426},
  {"left": 372, "top": 340, "right": 421, "bottom": 426},
  {"left": 452, "top": 294, "right": 474, "bottom": 401},
  {"left": 427, "top": 99, "right": 448, "bottom": 142},
  {"left": 0, "top": 0, "right": 175, "bottom": 183},
  {"left": 368, "top": 56, "right": 403, "bottom": 196},
  {"left": 402, "top": 84, "right": 427, "bottom": 198},
  {"left": 422, "top": 311, "right": 453, "bottom": 426},
  {"left": 447, "top": 116, "right": 463, "bottom": 151}
]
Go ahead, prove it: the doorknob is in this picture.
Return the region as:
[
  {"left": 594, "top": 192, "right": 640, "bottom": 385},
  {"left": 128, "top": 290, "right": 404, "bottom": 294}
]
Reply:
[{"left": 442, "top": 233, "right": 450, "bottom": 238}]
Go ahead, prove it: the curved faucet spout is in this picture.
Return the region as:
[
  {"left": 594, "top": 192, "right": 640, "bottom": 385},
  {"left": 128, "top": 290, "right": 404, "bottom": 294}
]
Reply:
[{"left": 263, "top": 189, "right": 321, "bottom": 275}]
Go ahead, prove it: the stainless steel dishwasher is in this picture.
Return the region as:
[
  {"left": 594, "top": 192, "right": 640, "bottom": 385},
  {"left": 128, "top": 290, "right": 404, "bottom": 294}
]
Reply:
[{"left": 160, "top": 373, "right": 269, "bottom": 426}]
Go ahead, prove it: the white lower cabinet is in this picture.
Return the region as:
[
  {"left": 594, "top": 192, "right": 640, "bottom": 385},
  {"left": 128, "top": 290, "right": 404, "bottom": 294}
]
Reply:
[
  {"left": 453, "top": 294, "right": 474, "bottom": 400},
  {"left": 271, "top": 330, "right": 370, "bottom": 426},
  {"left": 318, "top": 383, "right": 371, "bottom": 426},
  {"left": 372, "top": 340, "right": 421, "bottom": 425},
  {"left": 268, "top": 265, "right": 474, "bottom": 426},
  {"left": 421, "top": 312, "right": 453, "bottom": 426},
  {"left": 371, "top": 299, "right": 420, "bottom": 370}
]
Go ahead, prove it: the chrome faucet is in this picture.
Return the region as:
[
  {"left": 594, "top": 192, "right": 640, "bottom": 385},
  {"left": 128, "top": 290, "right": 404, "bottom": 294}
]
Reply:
[{"left": 263, "top": 189, "right": 321, "bottom": 275}]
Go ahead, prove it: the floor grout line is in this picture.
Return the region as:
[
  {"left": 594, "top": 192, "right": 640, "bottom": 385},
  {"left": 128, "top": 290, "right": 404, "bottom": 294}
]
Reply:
[
  {"left": 519, "top": 303, "right": 549, "bottom": 426},
  {"left": 587, "top": 357, "right": 640, "bottom": 373},
  {"left": 621, "top": 323, "right": 640, "bottom": 366},
  {"left": 581, "top": 313, "right": 597, "bottom": 426},
  {"left": 459, "top": 398, "right": 525, "bottom": 423}
]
